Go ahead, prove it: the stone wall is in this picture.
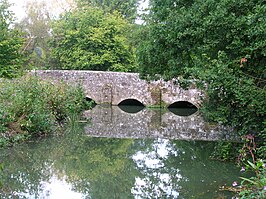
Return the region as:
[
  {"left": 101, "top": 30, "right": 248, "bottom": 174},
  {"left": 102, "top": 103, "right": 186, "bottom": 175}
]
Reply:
[{"left": 30, "top": 70, "right": 204, "bottom": 107}]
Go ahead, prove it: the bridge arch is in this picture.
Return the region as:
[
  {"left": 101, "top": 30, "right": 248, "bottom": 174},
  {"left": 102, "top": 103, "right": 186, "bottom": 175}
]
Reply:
[
  {"left": 167, "top": 101, "right": 198, "bottom": 116},
  {"left": 118, "top": 98, "right": 145, "bottom": 114},
  {"left": 118, "top": 98, "right": 145, "bottom": 107}
]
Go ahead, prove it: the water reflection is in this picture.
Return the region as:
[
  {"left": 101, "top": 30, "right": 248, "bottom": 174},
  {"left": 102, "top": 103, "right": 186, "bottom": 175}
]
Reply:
[
  {"left": 168, "top": 107, "right": 198, "bottom": 116},
  {"left": 17, "top": 175, "right": 84, "bottom": 199},
  {"left": 119, "top": 105, "right": 144, "bottom": 114},
  {"left": 0, "top": 133, "right": 241, "bottom": 199},
  {"left": 83, "top": 105, "right": 239, "bottom": 141},
  {"left": 131, "top": 139, "right": 181, "bottom": 198}
]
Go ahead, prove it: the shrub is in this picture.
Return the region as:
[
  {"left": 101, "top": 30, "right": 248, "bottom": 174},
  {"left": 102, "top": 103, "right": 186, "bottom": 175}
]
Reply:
[{"left": 0, "top": 76, "right": 87, "bottom": 146}]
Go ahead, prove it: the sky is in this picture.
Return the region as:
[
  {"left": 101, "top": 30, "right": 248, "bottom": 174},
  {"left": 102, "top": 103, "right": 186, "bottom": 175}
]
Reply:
[
  {"left": 8, "top": 0, "right": 75, "bottom": 21},
  {"left": 9, "top": 0, "right": 27, "bottom": 20},
  {"left": 8, "top": 0, "right": 149, "bottom": 23}
]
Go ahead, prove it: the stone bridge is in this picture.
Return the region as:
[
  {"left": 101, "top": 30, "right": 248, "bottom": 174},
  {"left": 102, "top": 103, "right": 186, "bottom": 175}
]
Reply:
[{"left": 31, "top": 70, "right": 204, "bottom": 108}]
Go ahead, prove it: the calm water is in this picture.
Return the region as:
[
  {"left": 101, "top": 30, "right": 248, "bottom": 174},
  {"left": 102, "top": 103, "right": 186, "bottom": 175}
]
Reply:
[{"left": 0, "top": 106, "right": 242, "bottom": 198}]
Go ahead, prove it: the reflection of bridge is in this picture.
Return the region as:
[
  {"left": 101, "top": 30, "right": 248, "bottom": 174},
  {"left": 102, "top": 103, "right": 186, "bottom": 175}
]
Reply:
[
  {"left": 83, "top": 106, "right": 239, "bottom": 141},
  {"left": 31, "top": 70, "right": 204, "bottom": 108}
]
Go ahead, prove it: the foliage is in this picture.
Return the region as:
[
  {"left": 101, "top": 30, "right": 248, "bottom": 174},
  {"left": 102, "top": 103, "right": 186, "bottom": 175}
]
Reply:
[
  {"left": 238, "top": 135, "right": 266, "bottom": 198},
  {"left": 257, "top": 121, "right": 266, "bottom": 159},
  {"left": 227, "top": 131, "right": 266, "bottom": 198},
  {"left": 0, "top": 0, "right": 25, "bottom": 78},
  {"left": 196, "top": 52, "right": 265, "bottom": 134},
  {"left": 76, "top": 0, "right": 140, "bottom": 23},
  {"left": 138, "top": 0, "right": 265, "bottom": 79},
  {"left": 0, "top": 76, "right": 88, "bottom": 147},
  {"left": 238, "top": 160, "right": 266, "bottom": 198},
  {"left": 211, "top": 141, "right": 240, "bottom": 161},
  {"left": 50, "top": 6, "right": 136, "bottom": 72}
]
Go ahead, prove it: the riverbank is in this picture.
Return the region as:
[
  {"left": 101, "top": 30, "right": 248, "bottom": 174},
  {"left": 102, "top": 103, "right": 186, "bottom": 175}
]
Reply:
[{"left": 0, "top": 76, "right": 88, "bottom": 147}]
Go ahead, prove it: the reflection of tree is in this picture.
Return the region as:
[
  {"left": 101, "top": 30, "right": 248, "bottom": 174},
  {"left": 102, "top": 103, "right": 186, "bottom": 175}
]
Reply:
[
  {"left": 52, "top": 136, "right": 138, "bottom": 198},
  {"left": 0, "top": 139, "right": 54, "bottom": 198},
  {"left": 131, "top": 139, "right": 240, "bottom": 198},
  {"left": 169, "top": 140, "right": 240, "bottom": 198},
  {"left": 132, "top": 139, "right": 182, "bottom": 198},
  {"left": 0, "top": 125, "right": 139, "bottom": 198}
]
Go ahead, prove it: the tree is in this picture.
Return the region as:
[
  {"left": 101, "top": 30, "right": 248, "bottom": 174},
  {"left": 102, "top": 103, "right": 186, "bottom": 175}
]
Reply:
[
  {"left": 138, "top": 0, "right": 266, "bottom": 155},
  {"left": 16, "top": 0, "right": 52, "bottom": 68},
  {"left": 77, "top": 0, "right": 140, "bottom": 23},
  {"left": 16, "top": 0, "right": 76, "bottom": 69},
  {"left": 0, "top": 0, "right": 24, "bottom": 78},
  {"left": 50, "top": 6, "right": 136, "bottom": 72},
  {"left": 138, "top": 0, "right": 265, "bottom": 79}
]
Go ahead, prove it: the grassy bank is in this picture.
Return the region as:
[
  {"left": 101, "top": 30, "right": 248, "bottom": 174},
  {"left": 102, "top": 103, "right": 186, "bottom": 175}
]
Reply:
[{"left": 0, "top": 76, "right": 88, "bottom": 147}]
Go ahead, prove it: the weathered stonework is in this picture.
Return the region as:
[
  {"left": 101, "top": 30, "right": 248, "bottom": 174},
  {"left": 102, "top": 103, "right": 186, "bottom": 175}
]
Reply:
[{"left": 30, "top": 70, "right": 204, "bottom": 107}]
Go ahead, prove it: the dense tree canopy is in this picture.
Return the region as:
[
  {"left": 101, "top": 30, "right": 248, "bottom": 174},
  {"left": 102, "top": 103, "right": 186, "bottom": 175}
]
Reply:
[
  {"left": 50, "top": 6, "right": 136, "bottom": 71},
  {"left": 138, "top": 0, "right": 265, "bottom": 80},
  {"left": 0, "top": 0, "right": 24, "bottom": 78}
]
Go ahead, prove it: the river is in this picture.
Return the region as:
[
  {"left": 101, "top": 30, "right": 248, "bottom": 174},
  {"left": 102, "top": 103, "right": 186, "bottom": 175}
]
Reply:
[{"left": 0, "top": 105, "right": 243, "bottom": 198}]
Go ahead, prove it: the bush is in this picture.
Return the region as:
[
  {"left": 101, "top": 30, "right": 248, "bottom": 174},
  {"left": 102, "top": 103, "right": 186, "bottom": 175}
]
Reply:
[{"left": 0, "top": 76, "right": 87, "bottom": 146}]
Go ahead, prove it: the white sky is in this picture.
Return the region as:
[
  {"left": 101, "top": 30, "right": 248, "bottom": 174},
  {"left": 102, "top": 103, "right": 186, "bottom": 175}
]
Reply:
[
  {"left": 8, "top": 0, "right": 149, "bottom": 23},
  {"left": 9, "top": 0, "right": 27, "bottom": 20},
  {"left": 8, "top": 0, "right": 74, "bottom": 21}
]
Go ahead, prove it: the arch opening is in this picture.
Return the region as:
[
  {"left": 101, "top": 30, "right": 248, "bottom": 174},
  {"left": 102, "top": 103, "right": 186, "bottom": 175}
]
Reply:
[
  {"left": 118, "top": 99, "right": 145, "bottom": 114},
  {"left": 85, "top": 97, "right": 97, "bottom": 108},
  {"left": 168, "top": 101, "right": 198, "bottom": 116}
]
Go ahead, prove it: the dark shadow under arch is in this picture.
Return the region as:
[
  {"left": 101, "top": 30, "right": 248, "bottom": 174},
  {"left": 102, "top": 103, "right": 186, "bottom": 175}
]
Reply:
[
  {"left": 118, "top": 99, "right": 145, "bottom": 106},
  {"left": 118, "top": 99, "right": 145, "bottom": 114},
  {"left": 168, "top": 101, "right": 198, "bottom": 116}
]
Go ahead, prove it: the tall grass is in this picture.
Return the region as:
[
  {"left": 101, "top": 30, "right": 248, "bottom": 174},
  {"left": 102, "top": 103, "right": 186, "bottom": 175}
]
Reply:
[{"left": 0, "top": 76, "right": 87, "bottom": 146}]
